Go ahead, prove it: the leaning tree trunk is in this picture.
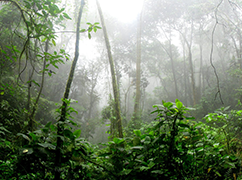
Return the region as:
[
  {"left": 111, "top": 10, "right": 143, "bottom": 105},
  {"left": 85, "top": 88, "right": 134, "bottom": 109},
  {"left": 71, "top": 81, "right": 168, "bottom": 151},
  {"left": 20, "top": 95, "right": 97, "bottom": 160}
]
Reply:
[
  {"left": 96, "top": 0, "right": 123, "bottom": 138},
  {"left": 54, "top": 1, "right": 85, "bottom": 179}
]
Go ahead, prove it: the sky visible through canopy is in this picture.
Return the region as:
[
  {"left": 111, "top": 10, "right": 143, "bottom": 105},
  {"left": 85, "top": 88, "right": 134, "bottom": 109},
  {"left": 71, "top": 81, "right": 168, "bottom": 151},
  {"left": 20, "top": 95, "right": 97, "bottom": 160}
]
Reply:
[{"left": 99, "top": 0, "right": 144, "bottom": 23}]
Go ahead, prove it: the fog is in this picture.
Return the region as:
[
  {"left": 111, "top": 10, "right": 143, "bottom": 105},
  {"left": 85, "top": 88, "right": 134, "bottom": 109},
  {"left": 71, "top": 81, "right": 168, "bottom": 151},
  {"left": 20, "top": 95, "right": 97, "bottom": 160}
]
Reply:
[{"left": 1, "top": 0, "right": 242, "bottom": 143}]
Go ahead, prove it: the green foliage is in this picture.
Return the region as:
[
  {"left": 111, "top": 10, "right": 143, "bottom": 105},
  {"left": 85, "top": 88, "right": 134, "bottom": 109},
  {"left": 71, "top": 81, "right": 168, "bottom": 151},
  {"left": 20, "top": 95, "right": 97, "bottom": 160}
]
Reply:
[
  {"left": 93, "top": 99, "right": 241, "bottom": 179},
  {"left": 0, "top": 99, "right": 242, "bottom": 179}
]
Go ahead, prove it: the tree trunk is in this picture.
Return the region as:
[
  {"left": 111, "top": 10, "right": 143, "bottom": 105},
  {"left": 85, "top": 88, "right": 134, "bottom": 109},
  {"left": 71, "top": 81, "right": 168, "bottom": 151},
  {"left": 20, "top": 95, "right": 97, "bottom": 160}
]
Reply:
[
  {"left": 96, "top": 0, "right": 123, "bottom": 138},
  {"left": 29, "top": 40, "right": 49, "bottom": 131},
  {"left": 54, "top": 1, "right": 85, "bottom": 179},
  {"left": 133, "top": 9, "right": 142, "bottom": 128},
  {"left": 178, "top": 21, "right": 196, "bottom": 106},
  {"left": 199, "top": 41, "right": 203, "bottom": 99}
]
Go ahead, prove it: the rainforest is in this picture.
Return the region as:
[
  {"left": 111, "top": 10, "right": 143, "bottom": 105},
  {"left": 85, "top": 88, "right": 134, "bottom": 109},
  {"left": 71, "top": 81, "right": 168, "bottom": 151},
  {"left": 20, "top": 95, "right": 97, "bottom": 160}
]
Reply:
[{"left": 1, "top": 0, "right": 242, "bottom": 179}]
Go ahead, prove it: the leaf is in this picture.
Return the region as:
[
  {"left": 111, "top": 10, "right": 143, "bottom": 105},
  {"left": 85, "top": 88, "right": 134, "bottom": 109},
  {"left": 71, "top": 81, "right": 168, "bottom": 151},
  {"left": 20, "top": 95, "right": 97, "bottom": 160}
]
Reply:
[
  {"left": 151, "top": 170, "right": 163, "bottom": 174},
  {"left": 131, "top": 146, "right": 144, "bottom": 150},
  {"left": 80, "top": 29, "right": 86, "bottom": 33},
  {"left": 17, "top": 133, "right": 30, "bottom": 141},
  {"left": 0, "top": 126, "right": 10, "bottom": 134},
  {"left": 113, "top": 138, "right": 125, "bottom": 144},
  {"left": 195, "top": 147, "right": 204, "bottom": 152},
  {"left": 1, "top": 49, "right": 7, "bottom": 54},
  {"left": 177, "top": 123, "right": 190, "bottom": 128},
  {"left": 63, "top": 129, "right": 74, "bottom": 141},
  {"left": 134, "top": 130, "right": 141, "bottom": 137},
  {"left": 29, "top": 132, "right": 37, "bottom": 141},
  {"left": 73, "top": 129, "right": 81, "bottom": 139},
  {"left": 94, "top": 27, "right": 97, "bottom": 33},
  {"left": 88, "top": 32, "right": 91, "bottom": 39},
  {"left": 163, "top": 102, "right": 173, "bottom": 108},
  {"left": 52, "top": 39, "right": 56, "bottom": 46},
  {"left": 95, "top": 26, "right": 101, "bottom": 29},
  {"left": 223, "top": 106, "right": 230, "bottom": 111},
  {"left": 38, "top": 143, "right": 56, "bottom": 150},
  {"left": 63, "top": 12, "right": 72, "bottom": 20},
  {"left": 175, "top": 99, "right": 183, "bottom": 109},
  {"left": 148, "top": 161, "right": 155, "bottom": 168}
]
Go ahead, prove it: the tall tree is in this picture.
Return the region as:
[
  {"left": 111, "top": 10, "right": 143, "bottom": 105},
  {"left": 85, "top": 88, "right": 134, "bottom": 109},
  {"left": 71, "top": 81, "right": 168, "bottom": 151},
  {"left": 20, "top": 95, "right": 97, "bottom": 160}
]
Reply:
[
  {"left": 54, "top": 0, "right": 85, "bottom": 179},
  {"left": 96, "top": 0, "right": 123, "bottom": 138},
  {"left": 132, "top": 6, "right": 143, "bottom": 128}
]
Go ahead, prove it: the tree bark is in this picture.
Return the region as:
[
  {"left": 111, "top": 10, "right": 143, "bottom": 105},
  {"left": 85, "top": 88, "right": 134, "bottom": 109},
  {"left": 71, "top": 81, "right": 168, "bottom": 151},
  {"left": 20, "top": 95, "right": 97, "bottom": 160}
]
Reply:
[
  {"left": 96, "top": 0, "right": 123, "bottom": 138},
  {"left": 54, "top": 1, "right": 85, "bottom": 179}
]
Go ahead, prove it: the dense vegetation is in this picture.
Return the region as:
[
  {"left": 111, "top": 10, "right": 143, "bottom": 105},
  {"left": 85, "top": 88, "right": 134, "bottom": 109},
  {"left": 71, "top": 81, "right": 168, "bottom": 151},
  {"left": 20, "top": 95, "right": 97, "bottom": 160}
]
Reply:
[{"left": 1, "top": 0, "right": 242, "bottom": 179}]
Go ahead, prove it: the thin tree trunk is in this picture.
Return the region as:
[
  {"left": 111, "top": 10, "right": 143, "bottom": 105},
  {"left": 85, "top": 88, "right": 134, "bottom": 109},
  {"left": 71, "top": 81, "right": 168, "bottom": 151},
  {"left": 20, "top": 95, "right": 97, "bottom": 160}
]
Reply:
[
  {"left": 54, "top": 1, "right": 85, "bottom": 179},
  {"left": 169, "top": 38, "right": 178, "bottom": 99},
  {"left": 96, "top": 0, "right": 123, "bottom": 138},
  {"left": 28, "top": 40, "right": 49, "bottom": 131},
  {"left": 178, "top": 22, "right": 196, "bottom": 106},
  {"left": 133, "top": 9, "right": 142, "bottom": 127},
  {"left": 182, "top": 38, "right": 188, "bottom": 106},
  {"left": 199, "top": 41, "right": 203, "bottom": 99}
]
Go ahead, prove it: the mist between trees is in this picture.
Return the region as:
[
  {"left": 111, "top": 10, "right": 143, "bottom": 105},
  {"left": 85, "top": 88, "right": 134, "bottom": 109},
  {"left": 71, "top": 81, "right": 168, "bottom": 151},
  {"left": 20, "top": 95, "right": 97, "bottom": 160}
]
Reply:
[{"left": 1, "top": 0, "right": 242, "bottom": 179}]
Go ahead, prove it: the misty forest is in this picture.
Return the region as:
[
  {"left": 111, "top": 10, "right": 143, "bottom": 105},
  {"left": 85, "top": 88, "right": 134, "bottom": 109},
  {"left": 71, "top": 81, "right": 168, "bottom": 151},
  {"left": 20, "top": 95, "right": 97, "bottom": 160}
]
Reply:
[{"left": 2, "top": 0, "right": 242, "bottom": 179}]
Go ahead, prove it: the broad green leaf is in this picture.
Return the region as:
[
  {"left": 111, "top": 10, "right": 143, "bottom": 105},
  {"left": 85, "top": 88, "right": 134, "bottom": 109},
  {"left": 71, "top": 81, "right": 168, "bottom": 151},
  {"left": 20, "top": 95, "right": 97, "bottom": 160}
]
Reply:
[
  {"left": 149, "top": 131, "right": 154, "bottom": 136},
  {"left": 134, "top": 130, "right": 141, "bottom": 137},
  {"left": 163, "top": 102, "right": 173, "bottom": 108},
  {"left": 73, "top": 129, "right": 81, "bottom": 138},
  {"left": 175, "top": 99, "right": 183, "bottom": 109},
  {"left": 113, "top": 138, "right": 124, "bottom": 144}
]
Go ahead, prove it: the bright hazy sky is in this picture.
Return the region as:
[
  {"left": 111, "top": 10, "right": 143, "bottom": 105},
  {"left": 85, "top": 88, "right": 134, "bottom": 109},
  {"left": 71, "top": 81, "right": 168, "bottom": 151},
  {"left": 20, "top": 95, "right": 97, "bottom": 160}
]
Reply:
[{"left": 98, "top": 0, "right": 144, "bottom": 23}]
